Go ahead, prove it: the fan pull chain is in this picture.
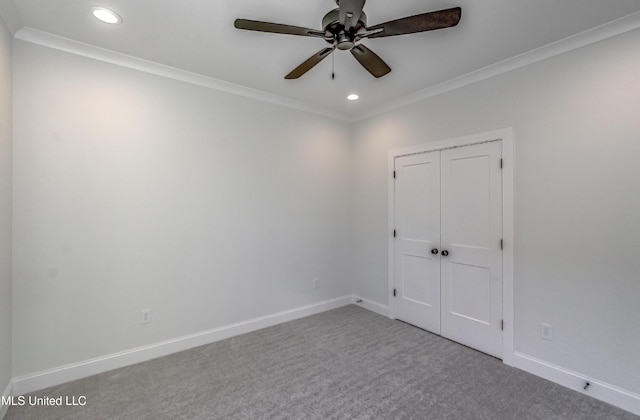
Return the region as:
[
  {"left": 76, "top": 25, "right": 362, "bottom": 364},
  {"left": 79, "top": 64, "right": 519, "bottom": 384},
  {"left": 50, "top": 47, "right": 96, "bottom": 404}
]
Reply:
[{"left": 331, "top": 53, "right": 335, "bottom": 80}]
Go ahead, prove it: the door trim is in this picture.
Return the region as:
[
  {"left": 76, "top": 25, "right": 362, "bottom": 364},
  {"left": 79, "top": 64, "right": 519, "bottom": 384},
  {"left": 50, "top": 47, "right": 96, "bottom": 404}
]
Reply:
[{"left": 388, "top": 128, "right": 515, "bottom": 365}]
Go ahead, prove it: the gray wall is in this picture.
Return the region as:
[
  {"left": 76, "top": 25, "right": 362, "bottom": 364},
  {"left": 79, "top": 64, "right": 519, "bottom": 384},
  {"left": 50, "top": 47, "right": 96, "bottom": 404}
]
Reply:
[
  {"left": 12, "top": 40, "right": 352, "bottom": 376},
  {"left": 0, "top": 13, "right": 12, "bottom": 398},
  {"left": 351, "top": 28, "right": 640, "bottom": 394}
]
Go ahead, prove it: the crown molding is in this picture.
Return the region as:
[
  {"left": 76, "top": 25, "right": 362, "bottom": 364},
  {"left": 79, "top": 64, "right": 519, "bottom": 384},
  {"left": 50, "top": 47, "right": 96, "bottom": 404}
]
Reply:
[
  {"left": 353, "top": 10, "right": 640, "bottom": 122},
  {"left": 14, "top": 27, "right": 349, "bottom": 122}
]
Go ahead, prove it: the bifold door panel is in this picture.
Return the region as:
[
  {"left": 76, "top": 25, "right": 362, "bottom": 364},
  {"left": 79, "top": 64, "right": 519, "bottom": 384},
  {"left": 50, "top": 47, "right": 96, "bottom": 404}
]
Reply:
[{"left": 394, "top": 141, "right": 503, "bottom": 358}]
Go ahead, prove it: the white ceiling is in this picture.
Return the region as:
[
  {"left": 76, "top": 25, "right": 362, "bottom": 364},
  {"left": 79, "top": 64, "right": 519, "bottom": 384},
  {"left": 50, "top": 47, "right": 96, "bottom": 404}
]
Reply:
[{"left": 3, "top": 0, "right": 640, "bottom": 120}]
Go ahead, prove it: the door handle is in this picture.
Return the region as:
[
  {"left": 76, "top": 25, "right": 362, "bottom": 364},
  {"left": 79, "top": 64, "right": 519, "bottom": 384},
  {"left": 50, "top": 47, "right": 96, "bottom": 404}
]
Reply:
[
  {"left": 441, "top": 250, "right": 449, "bottom": 257},
  {"left": 431, "top": 248, "right": 439, "bottom": 255}
]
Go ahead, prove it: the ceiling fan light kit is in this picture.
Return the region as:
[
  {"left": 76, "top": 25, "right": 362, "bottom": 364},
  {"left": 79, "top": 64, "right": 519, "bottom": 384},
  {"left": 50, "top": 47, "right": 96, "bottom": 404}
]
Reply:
[{"left": 234, "top": 0, "right": 461, "bottom": 79}]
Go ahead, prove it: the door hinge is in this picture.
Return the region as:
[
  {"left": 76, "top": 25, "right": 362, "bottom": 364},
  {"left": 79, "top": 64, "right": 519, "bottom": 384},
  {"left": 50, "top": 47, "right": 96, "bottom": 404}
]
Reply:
[
  {"left": 501, "top": 320, "right": 504, "bottom": 331},
  {"left": 393, "top": 170, "right": 396, "bottom": 179},
  {"left": 500, "top": 239, "right": 503, "bottom": 250},
  {"left": 500, "top": 159, "right": 504, "bottom": 169},
  {"left": 393, "top": 289, "right": 397, "bottom": 297},
  {"left": 393, "top": 229, "right": 397, "bottom": 238}
]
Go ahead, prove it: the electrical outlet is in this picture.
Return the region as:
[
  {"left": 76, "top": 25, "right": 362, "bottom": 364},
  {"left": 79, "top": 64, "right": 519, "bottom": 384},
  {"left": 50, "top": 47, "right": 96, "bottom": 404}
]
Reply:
[
  {"left": 541, "top": 323, "right": 552, "bottom": 341},
  {"left": 141, "top": 309, "right": 152, "bottom": 324},
  {"left": 313, "top": 278, "right": 319, "bottom": 289}
]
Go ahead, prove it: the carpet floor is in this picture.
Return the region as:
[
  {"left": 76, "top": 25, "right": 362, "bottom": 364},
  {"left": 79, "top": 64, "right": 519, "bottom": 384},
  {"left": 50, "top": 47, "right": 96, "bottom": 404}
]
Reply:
[{"left": 5, "top": 305, "right": 638, "bottom": 419}]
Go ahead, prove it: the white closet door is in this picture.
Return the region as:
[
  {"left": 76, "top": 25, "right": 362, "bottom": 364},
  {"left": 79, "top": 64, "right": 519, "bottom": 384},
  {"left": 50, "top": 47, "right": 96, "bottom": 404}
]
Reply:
[
  {"left": 394, "top": 152, "right": 441, "bottom": 333},
  {"left": 440, "top": 141, "right": 503, "bottom": 358}
]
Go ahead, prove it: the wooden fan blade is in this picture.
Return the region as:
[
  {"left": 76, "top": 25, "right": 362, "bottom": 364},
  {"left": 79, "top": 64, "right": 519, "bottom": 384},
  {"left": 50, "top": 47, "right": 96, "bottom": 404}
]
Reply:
[
  {"left": 285, "top": 47, "right": 336, "bottom": 79},
  {"left": 350, "top": 44, "right": 391, "bottom": 78},
  {"left": 366, "top": 7, "right": 462, "bottom": 38},
  {"left": 339, "top": 0, "right": 366, "bottom": 29},
  {"left": 234, "top": 19, "right": 326, "bottom": 38}
]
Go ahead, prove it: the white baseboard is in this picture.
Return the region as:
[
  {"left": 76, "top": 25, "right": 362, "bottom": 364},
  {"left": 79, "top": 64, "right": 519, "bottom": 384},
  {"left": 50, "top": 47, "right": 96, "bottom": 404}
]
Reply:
[
  {"left": 513, "top": 351, "right": 640, "bottom": 416},
  {"left": 12, "top": 296, "right": 353, "bottom": 396},
  {"left": 1, "top": 380, "right": 13, "bottom": 419},
  {"left": 352, "top": 296, "right": 389, "bottom": 317}
]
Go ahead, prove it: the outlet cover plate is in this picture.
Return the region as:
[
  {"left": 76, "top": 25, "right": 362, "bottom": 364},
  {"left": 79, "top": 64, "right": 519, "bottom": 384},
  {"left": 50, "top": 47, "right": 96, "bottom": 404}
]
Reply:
[{"left": 141, "top": 309, "right": 152, "bottom": 324}]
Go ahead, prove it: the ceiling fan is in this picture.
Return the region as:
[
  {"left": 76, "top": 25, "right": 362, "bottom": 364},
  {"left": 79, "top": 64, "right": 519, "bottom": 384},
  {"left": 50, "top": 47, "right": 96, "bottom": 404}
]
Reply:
[{"left": 234, "top": 0, "right": 462, "bottom": 79}]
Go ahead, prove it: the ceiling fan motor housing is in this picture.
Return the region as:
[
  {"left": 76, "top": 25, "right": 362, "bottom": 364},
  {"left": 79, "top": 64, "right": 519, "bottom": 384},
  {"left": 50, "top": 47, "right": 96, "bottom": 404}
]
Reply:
[{"left": 322, "top": 8, "right": 367, "bottom": 50}]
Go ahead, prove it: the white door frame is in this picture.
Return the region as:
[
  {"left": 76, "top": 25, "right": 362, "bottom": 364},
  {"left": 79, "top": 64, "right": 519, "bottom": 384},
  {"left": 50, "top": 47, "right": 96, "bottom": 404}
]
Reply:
[{"left": 388, "top": 128, "right": 515, "bottom": 366}]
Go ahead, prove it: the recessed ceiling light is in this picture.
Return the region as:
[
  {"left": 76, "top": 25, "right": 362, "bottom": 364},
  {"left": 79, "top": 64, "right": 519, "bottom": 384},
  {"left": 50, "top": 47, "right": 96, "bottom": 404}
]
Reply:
[
  {"left": 92, "top": 7, "right": 122, "bottom": 24},
  {"left": 347, "top": 94, "right": 359, "bottom": 101}
]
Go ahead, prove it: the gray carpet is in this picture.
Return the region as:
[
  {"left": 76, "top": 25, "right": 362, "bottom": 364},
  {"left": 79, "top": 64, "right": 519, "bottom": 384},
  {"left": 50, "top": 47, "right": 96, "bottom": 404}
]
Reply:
[{"left": 6, "top": 305, "right": 638, "bottom": 419}]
